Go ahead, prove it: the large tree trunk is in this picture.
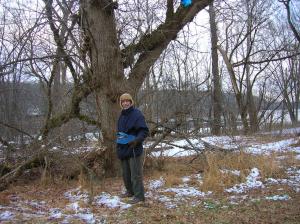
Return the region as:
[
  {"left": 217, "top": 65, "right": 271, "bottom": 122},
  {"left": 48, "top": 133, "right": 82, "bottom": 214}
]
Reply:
[
  {"left": 209, "top": 2, "right": 222, "bottom": 135},
  {"left": 245, "top": 0, "right": 259, "bottom": 133},
  {"left": 81, "top": 1, "right": 128, "bottom": 174},
  {"left": 95, "top": 92, "right": 120, "bottom": 174}
]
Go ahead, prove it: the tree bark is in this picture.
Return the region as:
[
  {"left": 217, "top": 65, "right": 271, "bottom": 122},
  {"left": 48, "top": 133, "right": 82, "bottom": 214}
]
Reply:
[
  {"left": 209, "top": 2, "right": 222, "bottom": 135},
  {"left": 80, "top": 0, "right": 126, "bottom": 174},
  {"left": 245, "top": 1, "right": 259, "bottom": 133}
]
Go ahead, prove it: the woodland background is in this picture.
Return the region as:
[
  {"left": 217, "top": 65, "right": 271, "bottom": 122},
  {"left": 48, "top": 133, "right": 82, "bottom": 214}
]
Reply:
[{"left": 0, "top": 0, "right": 299, "bottom": 183}]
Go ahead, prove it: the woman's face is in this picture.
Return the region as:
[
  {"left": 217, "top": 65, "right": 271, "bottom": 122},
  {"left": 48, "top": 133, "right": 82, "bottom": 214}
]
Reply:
[{"left": 121, "top": 99, "right": 132, "bottom": 109}]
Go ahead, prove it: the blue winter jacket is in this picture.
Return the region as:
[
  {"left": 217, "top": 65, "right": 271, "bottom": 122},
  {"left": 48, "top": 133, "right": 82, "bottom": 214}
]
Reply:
[{"left": 117, "top": 106, "right": 149, "bottom": 160}]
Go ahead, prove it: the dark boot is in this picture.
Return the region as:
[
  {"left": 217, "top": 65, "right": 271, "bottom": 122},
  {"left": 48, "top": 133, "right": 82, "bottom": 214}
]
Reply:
[
  {"left": 128, "top": 197, "right": 145, "bottom": 204},
  {"left": 120, "top": 192, "right": 134, "bottom": 198}
]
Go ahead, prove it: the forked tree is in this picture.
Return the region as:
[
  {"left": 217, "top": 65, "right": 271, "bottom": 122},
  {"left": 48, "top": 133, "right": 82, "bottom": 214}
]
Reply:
[{"left": 42, "top": 0, "right": 214, "bottom": 173}]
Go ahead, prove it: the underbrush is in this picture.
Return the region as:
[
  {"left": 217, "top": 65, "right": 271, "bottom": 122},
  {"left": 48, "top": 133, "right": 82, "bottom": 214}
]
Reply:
[
  {"left": 202, "top": 151, "right": 286, "bottom": 193},
  {"left": 1, "top": 141, "right": 298, "bottom": 197},
  {"left": 145, "top": 150, "right": 294, "bottom": 194}
]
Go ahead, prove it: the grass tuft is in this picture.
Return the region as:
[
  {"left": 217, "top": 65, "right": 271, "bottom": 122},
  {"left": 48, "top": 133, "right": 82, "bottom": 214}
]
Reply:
[{"left": 200, "top": 150, "right": 285, "bottom": 192}]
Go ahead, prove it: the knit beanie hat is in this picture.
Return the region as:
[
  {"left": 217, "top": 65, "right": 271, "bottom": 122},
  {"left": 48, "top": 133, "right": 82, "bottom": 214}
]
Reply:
[{"left": 120, "top": 93, "right": 134, "bottom": 108}]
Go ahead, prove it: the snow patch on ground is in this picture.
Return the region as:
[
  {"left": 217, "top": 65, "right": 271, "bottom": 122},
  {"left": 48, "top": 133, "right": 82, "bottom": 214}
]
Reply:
[
  {"left": 265, "top": 194, "right": 290, "bottom": 201},
  {"left": 151, "top": 139, "right": 204, "bottom": 157},
  {"left": 64, "top": 187, "right": 89, "bottom": 203},
  {"left": 148, "top": 177, "right": 165, "bottom": 190},
  {"left": 245, "top": 138, "right": 298, "bottom": 155},
  {"left": 266, "top": 167, "right": 300, "bottom": 192},
  {"left": 164, "top": 186, "right": 210, "bottom": 197},
  {"left": 226, "top": 168, "right": 264, "bottom": 193},
  {"left": 150, "top": 134, "right": 300, "bottom": 158},
  {"left": 94, "top": 193, "right": 131, "bottom": 209},
  {"left": 221, "top": 169, "right": 241, "bottom": 176},
  {"left": 0, "top": 211, "right": 15, "bottom": 220}
]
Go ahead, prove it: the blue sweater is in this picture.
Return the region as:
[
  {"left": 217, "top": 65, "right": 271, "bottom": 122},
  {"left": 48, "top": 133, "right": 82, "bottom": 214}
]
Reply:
[{"left": 117, "top": 106, "right": 149, "bottom": 160}]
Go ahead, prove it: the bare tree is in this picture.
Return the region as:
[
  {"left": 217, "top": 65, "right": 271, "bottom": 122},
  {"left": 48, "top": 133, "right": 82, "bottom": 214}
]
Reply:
[
  {"left": 279, "top": 0, "right": 300, "bottom": 43},
  {"left": 276, "top": 53, "right": 300, "bottom": 124},
  {"left": 209, "top": 1, "right": 222, "bottom": 135},
  {"left": 216, "top": 0, "right": 291, "bottom": 133},
  {"left": 36, "top": 0, "right": 213, "bottom": 172}
]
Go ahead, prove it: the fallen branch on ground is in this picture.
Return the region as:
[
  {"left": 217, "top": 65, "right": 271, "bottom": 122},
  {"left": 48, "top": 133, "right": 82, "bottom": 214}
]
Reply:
[{"left": 0, "top": 152, "right": 45, "bottom": 191}]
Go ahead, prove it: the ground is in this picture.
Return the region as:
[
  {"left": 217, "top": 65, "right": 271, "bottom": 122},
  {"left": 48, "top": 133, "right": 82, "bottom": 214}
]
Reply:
[{"left": 0, "top": 129, "right": 300, "bottom": 223}]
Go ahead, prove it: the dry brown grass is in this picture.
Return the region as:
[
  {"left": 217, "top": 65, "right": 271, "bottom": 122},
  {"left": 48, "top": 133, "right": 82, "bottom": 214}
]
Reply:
[
  {"left": 0, "top": 191, "right": 10, "bottom": 205},
  {"left": 253, "top": 134, "right": 289, "bottom": 144},
  {"left": 281, "top": 151, "right": 299, "bottom": 168},
  {"left": 163, "top": 173, "right": 183, "bottom": 187},
  {"left": 145, "top": 157, "right": 195, "bottom": 186},
  {"left": 144, "top": 146, "right": 297, "bottom": 194},
  {"left": 196, "top": 151, "right": 286, "bottom": 193}
]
